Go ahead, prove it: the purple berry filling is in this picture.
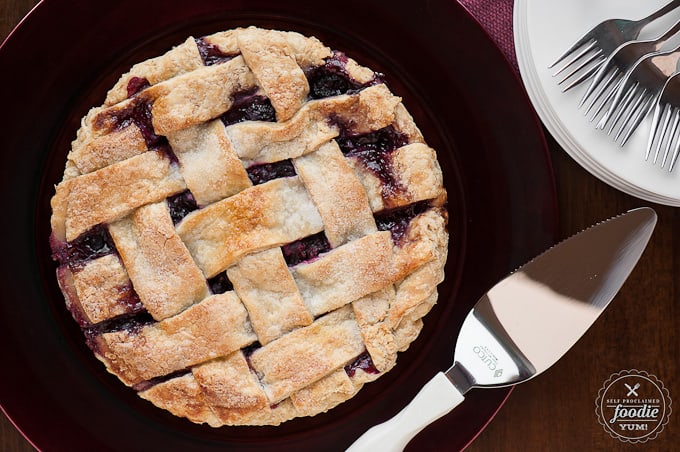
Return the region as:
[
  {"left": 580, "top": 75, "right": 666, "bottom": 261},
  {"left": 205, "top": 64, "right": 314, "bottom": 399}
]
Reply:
[
  {"left": 335, "top": 125, "right": 408, "bottom": 156},
  {"left": 242, "top": 342, "right": 262, "bottom": 358},
  {"left": 374, "top": 201, "right": 431, "bottom": 245},
  {"left": 167, "top": 190, "right": 199, "bottom": 224},
  {"left": 241, "top": 342, "right": 264, "bottom": 378},
  {"left": 246, "top": 160, "right": 296, "bottom": 185},
  {"left": 115, "top": 283, "right": 145, "bottom": 313},
  {"left": 132, "top": 368, "right": 193, "bottom": 392},
  {"left": 208, "top": 272, "right": 233, "bottom": 295},
  {"left": 221, "top": 89, "right": 276, "bottom": 126},
  {"left": 195, "top": 37, "right": 237, "bottom": 66},
  {"left": 83, "top": 310, "right": 155, "bottom": 354},
  {"left": 56, "top": 224, "right": 116, "bottom": 267},
  {"left": 336, "top": 125, "right": 409, "bottom": 198},
  {"left": 281, "top": 232, "right": 332, "bottom": 267},
  {"left": 306, "top": 51, "right": 384, "bottom": 99},
  {"left": 65, "top": 280, "right": 143, "bottom": 328},
  {"left": 126, "top": 76, "right": 150, "bottom": 98},
  {"left": 106, "top": 96, "right": 164, "bottom": 148},
  {"left": 344, "top": 351, "right": 379, "bottom": 377},
  {"left": 87, "top": 310, "right": 155, "bottom": 335}
]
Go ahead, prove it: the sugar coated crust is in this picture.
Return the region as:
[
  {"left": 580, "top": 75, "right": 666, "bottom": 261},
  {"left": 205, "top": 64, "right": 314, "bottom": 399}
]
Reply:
[{"left": 50, "top": 26, "right": 448, "bottom": 426}]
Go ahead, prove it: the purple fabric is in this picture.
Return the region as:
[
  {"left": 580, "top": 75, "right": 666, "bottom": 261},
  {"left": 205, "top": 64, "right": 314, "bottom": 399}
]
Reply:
[{"left": 457, "top": 0, "right": 518, "bottom": 72}]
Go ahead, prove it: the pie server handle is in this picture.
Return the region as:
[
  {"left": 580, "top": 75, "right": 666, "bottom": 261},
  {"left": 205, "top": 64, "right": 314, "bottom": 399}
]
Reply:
[{"left": 346, "top": 372, "right": 464, "bottom": 452}]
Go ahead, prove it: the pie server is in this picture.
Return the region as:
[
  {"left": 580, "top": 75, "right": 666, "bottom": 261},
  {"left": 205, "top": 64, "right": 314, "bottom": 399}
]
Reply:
[{"left": 347, "top": 207, "right": 657, "bottom": 451}]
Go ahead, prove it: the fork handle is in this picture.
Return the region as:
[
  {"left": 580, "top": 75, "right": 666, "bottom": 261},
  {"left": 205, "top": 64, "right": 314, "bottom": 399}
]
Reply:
[{"left": 638, "top": 0, "right": 680, "bottom": 28}]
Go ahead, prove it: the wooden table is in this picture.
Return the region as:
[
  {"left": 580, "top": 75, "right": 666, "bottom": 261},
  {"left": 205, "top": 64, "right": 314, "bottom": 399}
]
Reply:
[{"left": 2, "top": 1, "right": 678, "bottom": 450}]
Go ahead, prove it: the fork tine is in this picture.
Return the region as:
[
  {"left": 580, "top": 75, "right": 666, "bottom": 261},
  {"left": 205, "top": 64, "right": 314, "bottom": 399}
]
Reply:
[
  {"left": 561, "top": 57, "right": 605, "bottom": 92},
  {"left": 556, "top": 49, "right": 604, "bottom": 85},
  {"left": 661, "top": 108, "right": 680, "bottom": 167},
  {"left": 579, "top": 58, "right": 622, "bottom": 108},
  {"left": 549, "top": 38, "right": 597, "bottom": 70},
  {"left": 581, "top": 66, "right": 617, "bottom": 109},
  {"left": 587, "top": 73, "right": 624, "bottom": 121},
  {"left": 646, "top": 100, "right": 665, "bottom": 160},
  {"left": 620, "top": 94, "right": 655, "bottom": 147},
  {"left": 615, "top": 92, "right": 651, "bottom": 144},
  {"left": 597, "top": 82, "right": 638, "bottom": 131},
  {"left": 654, "top": 103, "right": 673, "bottom": 163},
  {"left": 553, "top": 42, "right": 601, "bottom": 79},
  {"left": 597, "top": 77, "right": 638, "bottom": 129},
  {"left": 608, "top": 86, "right": 645, "bottom": 136},
  {"left": 668, "top": 129, "right": 680, "bottom": 171}
]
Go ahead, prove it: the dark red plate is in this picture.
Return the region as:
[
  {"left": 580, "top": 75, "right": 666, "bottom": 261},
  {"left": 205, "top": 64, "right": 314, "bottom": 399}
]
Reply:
[{"left": 0, "top": 0, "right": 557, "bottom": 450}]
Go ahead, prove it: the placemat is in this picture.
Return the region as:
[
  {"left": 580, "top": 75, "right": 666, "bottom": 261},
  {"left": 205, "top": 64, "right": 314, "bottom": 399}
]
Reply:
[{"left": 457, "top": 0, "right": 518, "bottom": 71}]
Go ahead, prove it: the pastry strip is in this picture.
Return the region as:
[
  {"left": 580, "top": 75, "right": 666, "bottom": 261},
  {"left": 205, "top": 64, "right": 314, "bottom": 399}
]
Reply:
[
  {"left": 293, "top": 140, "right": 376, "bottom": 247},
  {"left": 105, "top": 37, "right": 204, "bottom": 106},
  {"left": 347, "top": 142, "right": 445, "bottom": 212},
  {"left": 227, "top": 248, "right": 313, "bottom": 344},
  {"left": 58, "top": 254, "right": 137, "bottom": 325},
  {"left": 148, "top": 56, "right": 258, "bottom": 135},
  {"left": 249, "top": 306, "right": 364, "bottom": 403},
  {"left": 108, "top": 201, "right": 210, "bottom": 321},
  {"left": 225, "top": 84, "right": 400, "bottom": 165},
  {"left": 192, "top": 352, "right": 270, "bottom": 424},
  {"left": 237, "top": 27, "right": 309, "bottom": 122},
  {"left": 61, "top": 151, "right": 186, "bottom": 241},
  {"left": 177, "top": 177, "right": 324, "bottom": 277},
  {"left": 292, "top": 232, "right": 396, "bottom": 316},
  {"left": 167, "top": 120, "right": 252, "bottom": 205},
  {"left": 95, "top": 292, "right": 256, "bottom": 385},
  {"left": 138, "top": 373, "right": 222, "bottom": 427},
  {"left": 68, "top": 125, "right": 148, "bottom": 175},
  {"left": 290, "top": 368, "right": 358, "bottom": 416}
]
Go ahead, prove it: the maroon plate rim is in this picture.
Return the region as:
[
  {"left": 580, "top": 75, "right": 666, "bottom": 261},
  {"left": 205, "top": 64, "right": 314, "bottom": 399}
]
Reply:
[{"left": 0, "top": 0, "right": 558, "bottom": 450}]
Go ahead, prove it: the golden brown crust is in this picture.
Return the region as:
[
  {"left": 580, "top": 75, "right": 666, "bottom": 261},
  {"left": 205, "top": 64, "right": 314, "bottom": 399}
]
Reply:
[
  {"left": 292, "top": 232, "right": 396, "bottom": 316},
  {"left": 68, "top": 124, "right": 148, "bottom": 175},
  {"left": 49, "top": 26, "right": 448, "bottom": 427},
  {"left": 249, "top": 306, "right": 364, "bottom": 403},
  {"left": 223, "top": 84, "right": 400, "bottom": 166},
  {"left": 138, "top": 373, "right": 222, "bottom": 427},
  {"left": 290, "top": 369, "right": 359, "bottom": 416},
  {"left": 176, "top": 177, "right": 324, "bottom": 277},
  {"left": 65, "top": 254, "right": 135, "bottom": 324},
  {"left": 192, "top": 352, "right": 270, "bottom": 424},
  {"left": 95, "top": 292, "right": 256, "bottom": 385},
  {"left": 227, "top": 248, "right": 313, "bottom": 345},
  {"left": 108, "top": 201, "right": 209, "bottom": 320},
  {"left": 61, "top": 151, "right": 186, "bottom": 241},
  {"left": 148, "top": 56, "right": 258, "bottom": 135},
  {"left": 105, "top": 37, "right": 204, "bottom": 106},
  {"left": 347, "top": 142, "right": 446, "bottom": 212},
  {"left": 167, "top": 120, "right": 252, "bottom": 205},
  {"left": 293, "top": 141, "right": 377, "bottom": 247},
  {"left": 237, "top": 28, "right": 309, "bottom": 122}
]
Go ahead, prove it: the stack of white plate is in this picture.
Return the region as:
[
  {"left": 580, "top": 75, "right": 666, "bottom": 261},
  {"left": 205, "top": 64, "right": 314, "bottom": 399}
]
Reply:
[{"left": 514, "top": 0, "right": 680, "bottom": 206}]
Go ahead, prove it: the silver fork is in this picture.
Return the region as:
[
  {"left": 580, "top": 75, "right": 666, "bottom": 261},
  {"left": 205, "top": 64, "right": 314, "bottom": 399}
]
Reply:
[
  {"left": 550, "top": 0, "right": 680, "bottom": 90},
  {"left": 646, "top": 71, "right": 680, "bottom": 170},
  {"left": 596, "top": 47, "right": 680, "bottom": 146},
  {"left": 579, "top": 16, "right": 680, "bottom": 113}
]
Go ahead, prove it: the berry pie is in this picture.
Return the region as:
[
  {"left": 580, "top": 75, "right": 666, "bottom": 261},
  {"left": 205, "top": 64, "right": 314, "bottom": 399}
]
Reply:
[{"left": 49, "top": 26, "right": 448, "bottom": 426}]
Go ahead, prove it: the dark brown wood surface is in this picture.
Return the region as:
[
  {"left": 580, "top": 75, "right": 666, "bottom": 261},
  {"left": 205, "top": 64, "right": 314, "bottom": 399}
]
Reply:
[{"left": 1, "top": 1, "right": 678, "bottom": 450}]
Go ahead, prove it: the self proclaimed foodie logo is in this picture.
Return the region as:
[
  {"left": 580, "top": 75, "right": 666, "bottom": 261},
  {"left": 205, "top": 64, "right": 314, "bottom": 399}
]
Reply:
[{"left": 595, "top": 369, "right": 672, "bottom": 443}]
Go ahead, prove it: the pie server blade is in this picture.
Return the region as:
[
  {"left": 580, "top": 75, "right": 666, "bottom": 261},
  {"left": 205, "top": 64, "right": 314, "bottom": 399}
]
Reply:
[{"left": 347, "top": 207, "right": 657, "bottom": 452}]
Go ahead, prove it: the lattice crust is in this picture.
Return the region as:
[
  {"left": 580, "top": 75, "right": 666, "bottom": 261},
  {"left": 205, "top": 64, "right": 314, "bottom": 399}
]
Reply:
[
  {"left": 49, "top": 26, "right": 449, "bottom": 426},
  {"left": 167, "top": 120, "right": 252, "bottom": 206}
]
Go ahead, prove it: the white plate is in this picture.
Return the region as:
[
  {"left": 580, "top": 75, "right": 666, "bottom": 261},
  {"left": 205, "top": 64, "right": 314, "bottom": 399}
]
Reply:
[{"left": 514, "top": 0, "right": 680, "bottom": 206}]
